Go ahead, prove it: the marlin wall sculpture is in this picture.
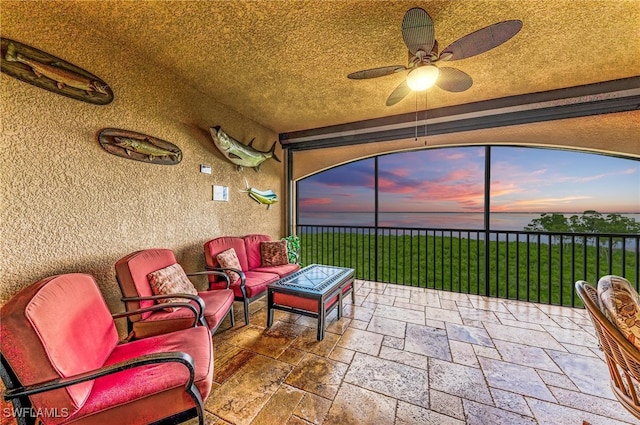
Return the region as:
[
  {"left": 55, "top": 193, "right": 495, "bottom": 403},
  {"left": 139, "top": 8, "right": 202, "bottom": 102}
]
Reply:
[{"left": 209, "top": 126, "right": 280, "bottom": 172}]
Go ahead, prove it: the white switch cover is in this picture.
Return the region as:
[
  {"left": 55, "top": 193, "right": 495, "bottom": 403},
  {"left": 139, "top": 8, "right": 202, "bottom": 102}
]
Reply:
[
  {"left": 213, "top": 185, "right": 229, "bottom": 201},
  {"left": 200, "top": 164, "right": 212, "bottom": 174}
]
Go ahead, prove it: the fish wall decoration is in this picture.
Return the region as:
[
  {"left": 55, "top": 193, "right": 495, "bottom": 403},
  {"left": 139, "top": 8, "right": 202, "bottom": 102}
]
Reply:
[
  {"left": 99, "top": 128, "right": 182, "bottom": 165},
  {"left": 241, "top": 178, "right": 278, "bottom": 209},
  {"left": 1, "top": 38, "right": 113, "bottom": 105},
  {"left": 209, "top": 126, "right": 280, "bottom": 172}
]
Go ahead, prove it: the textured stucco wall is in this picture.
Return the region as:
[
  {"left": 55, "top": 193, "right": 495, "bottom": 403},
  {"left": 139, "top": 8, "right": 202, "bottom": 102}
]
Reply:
[{"left": 0, "top": 3, "right": 285, "bottom": 322}]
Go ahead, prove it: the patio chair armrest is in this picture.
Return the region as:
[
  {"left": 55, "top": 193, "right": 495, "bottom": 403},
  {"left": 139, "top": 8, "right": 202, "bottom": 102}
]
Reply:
[
  {"left": 4, "top": 352, "right": 197, "bottom": 400},
  {"left": 120, "top": 294, "right": 206, "bottom": 327},
  {"left": 187, "top": 270, "right": 231, "bottom": 289},
  {"left": 205, "top": 266, "right": 246, "bottom": 289}
]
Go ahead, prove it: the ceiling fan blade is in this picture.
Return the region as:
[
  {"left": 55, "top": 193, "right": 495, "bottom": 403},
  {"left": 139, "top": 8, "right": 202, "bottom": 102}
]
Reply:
[
  {"left": 386, "top": 80, "right": 411, "bottom": 106},
  {"left": 435, "top": 67, "right": 473, "bottom": 92},
  {"left": 440, "top": 20, "right": 523, "bottom": 61},
  {"left": 402, "top": 7, "right": 435, "bottom": 56},
  {"left": 347, "top": 65, "right": 407, "bottom": 80}
]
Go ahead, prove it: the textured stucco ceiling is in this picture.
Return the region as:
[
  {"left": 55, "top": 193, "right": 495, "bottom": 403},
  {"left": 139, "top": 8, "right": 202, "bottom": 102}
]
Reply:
[{"left": 3, "top": 0, "right": 639, "bottom": 151}]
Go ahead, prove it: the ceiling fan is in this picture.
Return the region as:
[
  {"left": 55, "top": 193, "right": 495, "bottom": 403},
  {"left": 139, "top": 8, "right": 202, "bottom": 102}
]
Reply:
[{"left": 347, "top": 8, "right": 522, "bottom": 106}]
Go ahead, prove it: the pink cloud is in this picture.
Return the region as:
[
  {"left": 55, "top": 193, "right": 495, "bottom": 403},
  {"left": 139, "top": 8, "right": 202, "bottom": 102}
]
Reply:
[{"left": 299, "top": 198, "right": 333, "bottom": 207}]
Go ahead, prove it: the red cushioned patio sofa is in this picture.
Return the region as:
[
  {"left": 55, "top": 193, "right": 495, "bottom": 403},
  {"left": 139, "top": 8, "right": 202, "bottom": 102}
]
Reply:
[{"left": 204, "top": 234, "right": 300, "bottom": 325}]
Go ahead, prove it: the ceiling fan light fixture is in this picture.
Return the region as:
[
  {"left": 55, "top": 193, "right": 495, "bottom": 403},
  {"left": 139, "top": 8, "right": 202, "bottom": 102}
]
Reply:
[{"left": 406, "top": 64, "right": 439, "bottom": 91}]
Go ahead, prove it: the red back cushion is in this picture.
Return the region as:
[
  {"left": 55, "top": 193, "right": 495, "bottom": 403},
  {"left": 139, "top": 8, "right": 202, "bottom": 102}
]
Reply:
[
  {"left": 115, "top": 249, "right": 178, "bottom": 319},
  {"left": 243, "top": 234, "right": 272, "bottom": 270},
  {"left": 204, "top": 237, "right": 248, "bottom": 283},
  {"left": 1, "top": 274, "right": 119, "bottom": 414}
]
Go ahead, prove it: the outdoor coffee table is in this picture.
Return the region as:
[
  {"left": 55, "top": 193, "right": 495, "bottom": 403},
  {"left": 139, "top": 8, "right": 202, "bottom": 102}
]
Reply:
[{"left": 267, "top": 264, "right": 355, "bottom": 340}]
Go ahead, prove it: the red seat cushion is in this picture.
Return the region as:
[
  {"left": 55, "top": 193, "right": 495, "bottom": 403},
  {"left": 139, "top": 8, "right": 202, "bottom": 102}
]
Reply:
[
  {"left": 198, "top": 288, "right": 235, "bottom": 329},
  {"left": 131, "top": 289, "right": 234, "bottom": 339},
  {"left": 252, "top": 263, "right": 300, "bottom": 278},
  {"left": 225, "top": 271, "right": 279, "bottom": 299},
  {"left": 68, "top": 326, "right": 213, "bottom": 425}
]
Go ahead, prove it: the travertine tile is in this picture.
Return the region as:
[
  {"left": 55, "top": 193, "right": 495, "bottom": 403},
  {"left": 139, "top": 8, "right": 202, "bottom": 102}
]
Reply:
[
  {"left": 384, "top": 285, "right": 413, "bottom": 298},
  {"left": 374, "top": 303, "right": 426, "bottom": 325},
  {"left": 343, "top": 304, "right": 374, "bottom": 322},
  {"left": 484, "top": 322, "right": 566, "bottom": 351},
  {"left": 446, "top": 322, "right": 493, "bottom": 347},
  {"left": 328, "top": 346, "right": 355, "bottom": 364},
  {"left": 449, "top": 340, "right": 479, "bottom": 367},
  {"left": 223, "top": 322, "right": 300, "bottom": 358},
  {"left": 536, "top": 369, "right": 580, "bottom": 391},
  {"left": 493, "top": 339, "right": 562, "bottom": 372},
  {"left": 277, "top": 346, "right": 307, "bottom": 365},
  {"left": 366, "top": 315, "right": 406, "bottom": 337},
  {"left": 468, "top": 298, "right": 511, "bottom": 313},
  {"left": 547, "top": 350, "right": 616, "bottom": 398},
  {"left": 213, "top": 343, "right": 257, "bottom": 384},
  {"left": 206, "top": 355, "right": 293, "bottom": 425},
  {"left": 490, "top": 387, "right": 533, "bottom": 417},
  {"left": 424, "top": 306, "right": 463, "bottom": 324},
  {"left": 543, "top": 325, "right": 599, "bottom": 347},
  {"left": 457, "top": 305, "right": 501, "bottom": 322},
  {"left": 250, "top": 385, "right": 305, "bottom": 425},
  {"left": 405, "top": 323, "right": 452, "bottom": 361},
  {"left": 549, "top": 386, "right": 639, "bottom": 423},
  {"left": 393, "top": 300, "right": 427, "bottom": 311},
  {"left": 293, "top": 393, "right": 332, "bottom": 425},
  {"left": 409, "top": 291, "right": 441, "bottom": 307},
  {"left": 382, "top": 334, "right": 404, "bottom": 349},
  {"left": 344, "top": 352, "right": 430, "bottom": 407},
  {"left": 326, "top": 316, "right": 351, "bottom": 335},
  {"left": 285, "top": 352, "right": 348, "bottom": 399},
  {"left": 336, "top": 328, "right": 383, "bottom": 355},
  {"left": 473, "top": 344, "right": 501, "bottom": 360},
  {"left": 323, "top": 382, "right": 396, "bottom": 425},
  {"left": 429, "top": 358, "right": 493, "bottom": 404},
  {"left": 429, "top": 389, "right": 465, "bottom": 420},
  {"left": 463, "top": 399, "right": 537, "bottom": 425},
  {"left": 364, "top": 292, "right": 395, "bottom": 305},
  {"left": 396, "top": 400, "right": 464, "bottom": 425},
  {"left": 348, "top": 319, "right": 369, "bottom": 329},
  {"left": 291, "top": 326, "right": 340, "bottom": 357},
  {"left": 379, "top": 345, "right": 429, "bottom": 370},
  {"left": 527, "top": 398, "right": 636, "bottom": 425},
  {"left": 479, "top": 357, "right": 556, "bottom": 401}
]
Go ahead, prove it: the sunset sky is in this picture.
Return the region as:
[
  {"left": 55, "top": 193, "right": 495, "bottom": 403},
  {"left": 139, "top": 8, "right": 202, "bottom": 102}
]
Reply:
[{"left": 298, "top": 147, "right": 640, "bottom": 215}]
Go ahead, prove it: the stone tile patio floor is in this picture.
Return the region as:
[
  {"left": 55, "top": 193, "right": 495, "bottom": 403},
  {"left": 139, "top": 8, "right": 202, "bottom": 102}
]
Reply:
[{"left": 190, "top": 280, "right": 639, "bottom": 425}]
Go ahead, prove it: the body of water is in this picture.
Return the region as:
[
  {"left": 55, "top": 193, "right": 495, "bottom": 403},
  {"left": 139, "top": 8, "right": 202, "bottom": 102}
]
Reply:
[{"left": 298, "top": 211, "right": 640, "bottom": 232}]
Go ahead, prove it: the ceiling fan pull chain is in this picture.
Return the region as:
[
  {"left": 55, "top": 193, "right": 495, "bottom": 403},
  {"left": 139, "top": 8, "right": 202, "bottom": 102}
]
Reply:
[
  {"left": 424, "top": 91, "right": 428, "bottom": 146},
  {"left": 415, "top": 94, "right": 419, "bottom": 141}
]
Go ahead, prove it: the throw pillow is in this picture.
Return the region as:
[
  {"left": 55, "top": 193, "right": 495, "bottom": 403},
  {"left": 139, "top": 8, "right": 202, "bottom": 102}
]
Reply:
[
  {"left": 216, "top": 248, "right": 242, "bottom": 283},
  {"left": 598, "top": 275, "right": 640, "bottom": 349},
  {"left": 260, "top": 240, "right": 289, "bottom": 267},
  {"left": 147, "top": 263, "right": 198, "bottom": 312}
]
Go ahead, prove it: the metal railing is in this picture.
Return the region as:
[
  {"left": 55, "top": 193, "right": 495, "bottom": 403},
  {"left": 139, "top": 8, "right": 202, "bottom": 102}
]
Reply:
[{"left": 296, "top": 225, "right": 640, "bottom": 307}]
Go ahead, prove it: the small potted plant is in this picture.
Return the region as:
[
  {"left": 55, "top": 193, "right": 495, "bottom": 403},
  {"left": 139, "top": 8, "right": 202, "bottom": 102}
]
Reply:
[{"left": 282, "top": 234, "right": 302, "bottom": 266}]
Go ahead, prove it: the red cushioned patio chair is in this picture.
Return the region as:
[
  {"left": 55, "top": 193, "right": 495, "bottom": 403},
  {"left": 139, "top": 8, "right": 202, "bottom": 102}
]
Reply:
[
  {"left": 0, "top": 273, "right": 213, "bottom": 425},
  {"left": 115, "top": 248, "right": 235, "bottom": 339}
]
